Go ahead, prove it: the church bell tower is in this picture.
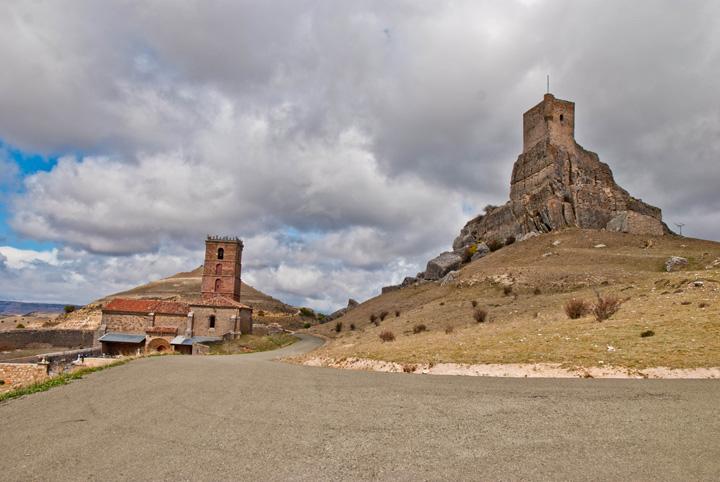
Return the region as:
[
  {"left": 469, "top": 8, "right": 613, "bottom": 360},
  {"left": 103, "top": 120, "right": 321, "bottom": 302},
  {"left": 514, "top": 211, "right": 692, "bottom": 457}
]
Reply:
[{"left": 201, "top": 236, "right": 243, "bottom": 302}]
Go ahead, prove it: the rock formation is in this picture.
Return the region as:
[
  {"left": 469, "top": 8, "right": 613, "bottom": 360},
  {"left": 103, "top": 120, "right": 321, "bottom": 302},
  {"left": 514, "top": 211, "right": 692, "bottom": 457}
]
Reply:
[
  {"left": 452, "top": 93, "right": 667, "bottom": 254},
  {"left": 392, "top": 93, "right": 668, "bottom": 287}
]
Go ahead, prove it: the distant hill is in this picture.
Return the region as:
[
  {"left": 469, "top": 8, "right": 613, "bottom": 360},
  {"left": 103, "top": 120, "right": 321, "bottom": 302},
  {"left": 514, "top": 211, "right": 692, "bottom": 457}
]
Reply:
[
  {"left": 54, "top": 266, "right": 301, "bottom": 330},
  {"left": 0, "top": 300, "right": 69, "bottom": 316}
]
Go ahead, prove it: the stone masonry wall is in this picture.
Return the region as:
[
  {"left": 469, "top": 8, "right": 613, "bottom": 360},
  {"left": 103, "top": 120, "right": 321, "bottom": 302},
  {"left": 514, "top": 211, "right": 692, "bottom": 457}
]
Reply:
[
  {"left": 191, "top": 306, "right": 238, "bottom": 337},
  {"left": 0, "top": 362, "right": 49, "bottom": 389},
  {"left": 0, "top": 329, "right": 95, "bottom": 351}
]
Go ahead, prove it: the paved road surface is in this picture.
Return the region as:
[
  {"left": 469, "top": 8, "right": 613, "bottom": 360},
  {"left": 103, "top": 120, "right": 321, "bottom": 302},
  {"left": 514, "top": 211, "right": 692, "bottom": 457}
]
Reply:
[{"left": 0, "top": 335, "right": 718, "bottom": 481}]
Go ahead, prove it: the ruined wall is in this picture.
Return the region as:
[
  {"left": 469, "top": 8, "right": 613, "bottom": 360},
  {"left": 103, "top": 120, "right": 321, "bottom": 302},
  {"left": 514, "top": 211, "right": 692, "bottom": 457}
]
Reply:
[
  {"left": 0, "top": 329, "right": 95, "bottom": 351},
  {"left": 0, "top": 362, "right": 49, "bottom": 389},
  {"left": 190, "top": 306, "right": 238, "bottom": 337}
]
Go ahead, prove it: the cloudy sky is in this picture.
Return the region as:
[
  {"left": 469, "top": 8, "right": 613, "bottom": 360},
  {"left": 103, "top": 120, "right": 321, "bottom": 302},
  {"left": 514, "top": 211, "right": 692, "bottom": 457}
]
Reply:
[{"left": 0, "top": 1, "right": 719, "bottom": 311}]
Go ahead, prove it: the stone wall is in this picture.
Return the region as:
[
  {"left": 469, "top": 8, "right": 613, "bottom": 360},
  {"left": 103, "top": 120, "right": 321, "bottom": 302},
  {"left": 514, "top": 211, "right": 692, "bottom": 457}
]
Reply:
[
  {"left": 0, "top": 329, "right": 95, "bottom": 351},
  {"left": 103, "top": 313, "right": 149, "bottom": 333},
  {"left": 190, "top": 306, "right": 238, "bottom": 337},
  {"left": 0, "top": 362, "right": 49, "bottom": 389}
]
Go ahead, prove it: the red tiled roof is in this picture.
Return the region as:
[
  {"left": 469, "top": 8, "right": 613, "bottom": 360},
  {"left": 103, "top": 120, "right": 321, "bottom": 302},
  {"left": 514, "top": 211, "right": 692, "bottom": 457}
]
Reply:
[
  {"left": 103, "top": 298, "right": 190, "bottom": 315},
  {"left": 190, "top": 296, "right": 252, "bottom": 310}
]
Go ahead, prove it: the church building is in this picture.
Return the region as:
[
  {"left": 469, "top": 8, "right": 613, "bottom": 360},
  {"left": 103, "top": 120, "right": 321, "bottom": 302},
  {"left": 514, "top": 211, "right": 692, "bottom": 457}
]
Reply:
[{"left": 98, "top": 236, "right": 253, "bottom": 355}]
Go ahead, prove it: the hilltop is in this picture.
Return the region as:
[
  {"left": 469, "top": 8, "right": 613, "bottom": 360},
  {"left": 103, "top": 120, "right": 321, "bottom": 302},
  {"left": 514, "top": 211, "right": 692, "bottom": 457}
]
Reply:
[
  {"left": 51, "top": 266, "right": 300, "bottom": 330},
  {"left": 302, "top": 229, "right": 720, "bottom": 372}
]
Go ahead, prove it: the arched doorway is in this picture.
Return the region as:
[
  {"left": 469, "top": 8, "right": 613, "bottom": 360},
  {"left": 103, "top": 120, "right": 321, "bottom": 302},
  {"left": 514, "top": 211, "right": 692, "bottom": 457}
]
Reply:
[{"left": 146, "top": 337, "right": 172, "bottom": 354}]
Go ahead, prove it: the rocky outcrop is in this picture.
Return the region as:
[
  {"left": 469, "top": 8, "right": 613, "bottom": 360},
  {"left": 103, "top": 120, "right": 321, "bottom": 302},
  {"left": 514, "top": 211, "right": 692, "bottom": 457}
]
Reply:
[
  {"left": 425, "top": 252, "right": 463, "bottom": 280},
  {"left": 394, "top": 93, "right": 668, "bottom": 291},
  {"left": 450, "top": 94, "right": 667, "bottom": 254},
  {"left": 326, "top": 298, "right": 360, "bottom": 321}
]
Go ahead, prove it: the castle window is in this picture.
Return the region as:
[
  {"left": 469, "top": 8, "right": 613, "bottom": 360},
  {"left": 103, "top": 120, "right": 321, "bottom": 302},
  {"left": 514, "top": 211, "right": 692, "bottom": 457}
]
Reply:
[
  {"left": 560, "top": 114, "right": 564, "bottom": 122},
  {"left": 215, "top": 263, "right": 222, "bottom": 275},
  {"left": 209, "top": 315, "right": 216, "bottom": 329},
  {"left": 217, "top": 248, "right": 224, "bottom": 260},
  {"left": 214, "top": 278, "right": 222, "bottom": 292}
]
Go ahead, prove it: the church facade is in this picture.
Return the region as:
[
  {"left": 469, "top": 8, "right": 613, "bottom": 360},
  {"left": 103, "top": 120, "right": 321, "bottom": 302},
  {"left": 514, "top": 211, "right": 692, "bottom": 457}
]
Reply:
[{"left": 99, "top": 236, "right": 253, "bottom": 355}]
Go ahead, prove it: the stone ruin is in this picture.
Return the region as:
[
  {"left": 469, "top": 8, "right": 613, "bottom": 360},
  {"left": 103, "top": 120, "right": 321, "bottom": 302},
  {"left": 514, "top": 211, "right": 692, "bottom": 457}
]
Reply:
[{"left": 389, "top": 93, "right": 667, "bottom": 289}]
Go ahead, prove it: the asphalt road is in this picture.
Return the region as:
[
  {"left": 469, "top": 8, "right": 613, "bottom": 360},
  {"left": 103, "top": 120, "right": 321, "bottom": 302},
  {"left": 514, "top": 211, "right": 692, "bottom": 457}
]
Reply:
[{"left": 0, "top": 335, "right": 718, "bottom": 481}]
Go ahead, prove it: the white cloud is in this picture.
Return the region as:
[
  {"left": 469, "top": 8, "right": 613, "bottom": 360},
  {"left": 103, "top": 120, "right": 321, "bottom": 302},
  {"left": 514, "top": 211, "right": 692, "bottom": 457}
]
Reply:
[{"left": 0, "top": 1, "right": 719, "bottom": 310}]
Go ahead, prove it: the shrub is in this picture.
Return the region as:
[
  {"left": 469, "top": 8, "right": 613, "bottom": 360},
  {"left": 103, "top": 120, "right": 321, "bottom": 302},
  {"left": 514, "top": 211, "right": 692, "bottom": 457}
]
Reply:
[
  {"left": 394, "top": 310, "right": 400, "bottom": 317},
  {"left": 640, "top": 330, "right": 655, "bottom": 338},
  {"left": 462, "top": 244, "right": 478, "bottom": 263},
  {"left": 503, "top": 285, "right": 513, "bottom": 296},
  {"left": 439, "top": 302, "right": 445, "bottom": 306},
  {"left": 699, "top": 302, "right": 709, "bottom": 308},
  {"left": 0, "top": 380, "right": 4, "bottom": 385},
  {"left": 299, "top": 307, "right": 315, "bottom": 318},
  {"left": 413, "top": 324, "right": 427, "bottom": 334},
  {"left": 379, "top": 330, "right": 395, "bottom": 342},
  {"left": 471, "top": 300, "right": 478, "bottom": 308},
  {"left": 370, "top": 314, "right": 378, "bottom": 325},
  {"left": 445, "top": 325, "right": 454, "bottom": 334},
  {"left": 63, "top": 305, "right": 76, "bottom": 314},
  {"left": 350, "top": 323, "right": 356, "bottom": 331},
  {"left": 487, "top": 239, "right": 504, "bottom": 252},
  {"left": 533, "top": 287, "right": 542, "bottom": 296},
  {"left": 379, "top": 311, "right": 389, "bottom": 321},
  {"left": 473, "top": 308, "right": 488, "bottom": 323},
  {"left": 593, "top": 294, "right": 622, "bottom": 321},
  {"left": 16, "top": 323, "right": 25, "bottom": 329},
  {"left": 505, "top": 235, "right": 516, "bottom": 246},
  {"left": 564, "top": 299, "right": 591, "bottom": 319},
  {"left": 335, "top": 322, "right": 343, "bottom": 333},
  {"left": 303, "top": 322, "right": 311, "bottom": 329}
]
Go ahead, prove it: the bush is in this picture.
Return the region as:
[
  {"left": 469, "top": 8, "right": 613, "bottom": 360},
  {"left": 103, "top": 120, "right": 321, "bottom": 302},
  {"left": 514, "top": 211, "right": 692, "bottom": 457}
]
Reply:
[
  {"left": 462, "top": 244, "right": 478, "bottom": 263},
  {"left": 379, "top": 311, "right": 389, "bottom": 321},
  {"left": 0, "top": 380, "right": 4, "bottom": 385},
  {"left": 505, "top": 235, "right": 516, "bottom": 246},
  {"left": 63, "top": 305, "right": 76, "bottom": 314},
  {"left": 303, "top": 322, "right": 311, "bottom": 329},
  {"left": 471, "top": 300, "right": 478, "bottom": 308},
  {"left": 503, "top": 285, "right": 513, "bottom": 296},
  {"left": 299, "top": 307, "right": 315, "bottom": 318},
  {"left": 335, "top": 322, "right": 343, "bottom": 333},
  {"left": 413, "top": 324, "right": 427, "bottom": 334},
  {"left": 350, "top": 323, "right": 356, "bottom": 331},
  {"left": 533, "top": 287, "right": 542, "bottom": 296},
  {"left": 473, "top": 308, "right": 488, "bottom": 323},
  {"left": 564, "top": 299, "right": 591, "bottom": 319},
  {"left": 16, "top": 323, "right": 25, "bottom": 329},
  {"left": 640, "top": 330, "right": 655, "bottom": 338},
  {"left": 487, "top": 239, "right": 504, "bottom": 252},
  {"left": 395, "top": 310, "right": 400, "bottom": 317},
  {"left": 593, "top": 294, "right": 622, "bottom": 321},
  {"left": 445, "top": 326, "right": 454, "bottom": 334},
  {"left": 257, "top": 310, "right": 266, "bottom": 317},
  {"left": 379, "top": 330, "right": 395, "bottom": 342},
  {"left": 369, "top": 314, "right": 378, "bottom": 325}
]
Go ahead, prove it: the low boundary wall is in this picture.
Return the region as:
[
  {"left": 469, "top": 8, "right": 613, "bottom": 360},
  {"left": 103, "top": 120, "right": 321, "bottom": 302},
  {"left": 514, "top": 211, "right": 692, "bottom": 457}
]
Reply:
[{"left": 0, "top": 329, "right": 96, "bottom": 351}]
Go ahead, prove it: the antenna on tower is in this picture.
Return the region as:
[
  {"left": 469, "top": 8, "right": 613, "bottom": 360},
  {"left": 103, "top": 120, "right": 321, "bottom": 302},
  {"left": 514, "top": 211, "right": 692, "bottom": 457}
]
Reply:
[
  {"left": 547, "top": 74, "right": 550, "bottom": 94},
  {"left": 674, "top": 222, "right": 685, "bottom": 236}
]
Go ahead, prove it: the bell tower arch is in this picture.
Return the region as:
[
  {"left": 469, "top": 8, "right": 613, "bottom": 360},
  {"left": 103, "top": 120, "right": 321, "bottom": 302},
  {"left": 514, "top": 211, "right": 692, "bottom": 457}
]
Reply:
[{"left": 201, "top": 235, "right": 243, "bottom": 301}]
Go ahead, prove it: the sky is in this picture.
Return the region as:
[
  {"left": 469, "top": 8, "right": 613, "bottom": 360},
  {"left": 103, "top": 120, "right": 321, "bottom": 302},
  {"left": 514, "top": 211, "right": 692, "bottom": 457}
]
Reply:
[{"left": 0, "top": 1, "right": 719, "bottom": 311}]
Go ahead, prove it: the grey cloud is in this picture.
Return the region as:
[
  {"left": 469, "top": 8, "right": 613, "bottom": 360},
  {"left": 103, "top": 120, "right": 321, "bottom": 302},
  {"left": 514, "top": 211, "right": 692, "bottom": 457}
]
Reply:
[
  {"left": 1, "top": 1, "right": 719, "bottom": 310},
  {"left": 0, "top": 252, "right": 7, "bottom": 271}
]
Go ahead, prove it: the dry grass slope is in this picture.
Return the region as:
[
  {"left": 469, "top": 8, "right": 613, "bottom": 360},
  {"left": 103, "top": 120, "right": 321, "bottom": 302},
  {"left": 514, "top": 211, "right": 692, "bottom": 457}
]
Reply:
[{"left": 304, "top": 229, "right": 720, "bottom": 369}]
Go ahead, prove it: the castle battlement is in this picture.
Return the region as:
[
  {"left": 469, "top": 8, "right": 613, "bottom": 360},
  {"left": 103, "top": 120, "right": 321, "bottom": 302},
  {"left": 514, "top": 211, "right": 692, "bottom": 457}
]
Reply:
[{"left": 206, "top": 235, "right": 243, "bottom": 245}]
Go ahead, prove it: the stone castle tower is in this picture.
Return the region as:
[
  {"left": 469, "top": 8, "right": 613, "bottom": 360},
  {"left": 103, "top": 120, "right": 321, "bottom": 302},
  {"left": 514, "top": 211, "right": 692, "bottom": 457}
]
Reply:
[
  {"left": 201, "top": 236, "right": 243, "bottom": 301},
  {"left": 450, "top": 93, "right": 666, "bottom": 254}
]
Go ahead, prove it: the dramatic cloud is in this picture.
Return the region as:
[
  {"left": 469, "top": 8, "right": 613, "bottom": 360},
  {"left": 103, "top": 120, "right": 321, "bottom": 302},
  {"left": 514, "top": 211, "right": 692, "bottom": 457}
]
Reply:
[{"left": 0, "top": 1, "right": 718, "bottom": 308}]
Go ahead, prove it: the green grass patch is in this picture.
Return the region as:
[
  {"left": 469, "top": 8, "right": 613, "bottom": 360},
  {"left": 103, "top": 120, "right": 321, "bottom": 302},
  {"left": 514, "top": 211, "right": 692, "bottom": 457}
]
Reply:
[
  {"left": 0, "top": 358, "right": 132, "bottom": 403},
  {"left": 209, "top": 334, "right": 298, "bottom": 355}
]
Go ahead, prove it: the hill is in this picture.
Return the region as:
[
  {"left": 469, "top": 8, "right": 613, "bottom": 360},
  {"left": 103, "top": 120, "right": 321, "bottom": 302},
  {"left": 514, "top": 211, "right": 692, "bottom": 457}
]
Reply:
[
  {"left": 303, "top": 229, "right": 720, "bottom": 372},
  {"left": 53, "top": 266, "right": 301, "bottom": 330},
  {"left": 0, "top": 300, "right": 68, "bottom": 316}
]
